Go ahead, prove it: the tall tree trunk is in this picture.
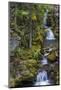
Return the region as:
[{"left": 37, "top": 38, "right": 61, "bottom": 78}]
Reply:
[
  {"left": 29, "top": 30, "right": 32, "bottom": 48},
  {"left": 15, "top": 3, "right": 21, "bottom": 47},
  {"left": 29, "top": 5, "right": 32, "bottom": 48},
  {"left": 15, "top": 3, "right": 17, "bottom": 32}
]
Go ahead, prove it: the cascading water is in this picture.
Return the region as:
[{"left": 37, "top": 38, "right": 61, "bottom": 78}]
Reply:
[
  {"left": 45, "top": 27, "right": 55, "bottom": 40},
  {"left": 41, "top": 56, "right": 48, "bottom": 65},
  {"left": 43, "top": 9, "right": 55, "bottom": 40},
  {"left": 35, "top": 70, "right": 50, "bottom": 85},
  {"left": 35, "top": 9, "right": 56, "bottom": 86},
  {"left": 35, "top": 53, "right": 51, "bottom": 86},
  {"left": 43, "top": 9, "right": 48, "bottom": 27}
]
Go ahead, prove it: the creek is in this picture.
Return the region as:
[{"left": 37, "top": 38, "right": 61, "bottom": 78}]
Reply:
[{"left": 35, "top": 10, "right": 56, "bottom": 86}]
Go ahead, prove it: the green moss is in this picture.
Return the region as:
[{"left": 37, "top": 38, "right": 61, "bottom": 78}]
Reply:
[
  {"left": 14, "top": 44, "right": 41, "bottom": 61},
  {"left": 47, "top": 50, "right": 56, "bottom": 62},
  {"left": 31, "top": 45, "right": 41, "bottom": 60},
  {"left": 10, "top": 57, "right": 40, "bottom": 87},
  {"left": 10, "top": 39, "right": 42, "bottom": 87},
  {"left": 33, "top": 30, "right": 44, "bottom": 44}
]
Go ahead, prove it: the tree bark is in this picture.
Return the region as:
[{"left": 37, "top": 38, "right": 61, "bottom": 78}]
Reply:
[{"left": 29, "top": 5, "right": 32, "bottom": 48}]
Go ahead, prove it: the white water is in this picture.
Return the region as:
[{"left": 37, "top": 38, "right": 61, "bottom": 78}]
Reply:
[
  {"left": 35, "top": 70, "right": 50, "bottom": 85},
  {"left": 43, "top": 9, "right": 55, "bottom": 40},
  {"left": 35, "top": 80, "right": 50, "bottom": 85},
  {"left": 43, "top": 9, "right": 48, "bottom": 26},
  {"left": 46, "top": 27, "right": 55, "bottom": 40},
  {"left": 41, "top": 56, "right": 48, "bottom": 65},
  {"left": 35, "top": 55, "right": 51, "bottom": 86},
  {"left": 35, "top": 10, "right": 55, "bottom": 86}
]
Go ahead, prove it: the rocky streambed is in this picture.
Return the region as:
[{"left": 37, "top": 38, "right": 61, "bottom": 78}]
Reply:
[{"left": 34, "top": 33, "right": 59, "bottom": 86}]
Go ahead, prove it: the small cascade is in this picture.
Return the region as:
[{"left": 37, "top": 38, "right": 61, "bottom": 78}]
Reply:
[
  {"left": 41, "top": 56, "right": 48, "bottom": 65},
  {"left": 43, "top": 9, "right": 48, "bottom": 27},
  {"left": 35, "top": 9, "right": 56, "bottom": 86},
  {"left": 35, "top": 70, "right": 50, "bottom": 85},
  {"left": 43, "top": 9, "right": 55, "bottom": 40},
  {"left": 45, "top": 27, "right": 55, "bottom": 40},
  {"left": 37, "top": 71, "right": 48, "bottom": 82}
]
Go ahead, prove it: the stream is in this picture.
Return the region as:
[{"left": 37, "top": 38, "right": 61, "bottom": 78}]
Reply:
[
  {"left": 35, "top": 10, "right": 56, "bottom": 86},
  {"left": 10, "top": 9, "right": 58, "bottom": 87}
]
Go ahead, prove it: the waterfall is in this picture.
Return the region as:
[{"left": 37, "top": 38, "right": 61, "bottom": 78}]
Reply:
[
  {"left": 43, "top": 9, "right": 55, "bottom": 40},
  {"left": 43, "top": 9, "right": 48, "bottom": 27},
  {"left": 46, "top": 27, "right": 55, "bottom": 40},
  {"left": 35, "top": 9, "right": 55, "bottom": 86},
  {"left": 41, "top": 56, "right": 48, "bottom": 65},
  {"left": 35, "top": 70, "right": 50, "bottom": 85},
  {"left": 37, "top": 71, "right": 48, "bottom": 82},
  {"left": 35, "top": 55, "right": 50, "bottom": 85}
]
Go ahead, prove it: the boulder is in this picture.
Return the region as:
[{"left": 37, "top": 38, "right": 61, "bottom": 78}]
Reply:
[{"left": 47, "top": 50, "right": 56, "bottom": 62}]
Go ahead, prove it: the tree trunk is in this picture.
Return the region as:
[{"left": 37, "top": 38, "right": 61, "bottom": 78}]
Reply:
[
  {"left": 29, "top": 5, "right": 32, "bottom": 48},
  {"left": 15, "top": 3, "right": 21, "bottom": 47},
  {"left": 29, "top": 30, "right": 32, "bottom": 48},
  {"left": 15, "top": 3, "right": 17, "bottom": 32}
]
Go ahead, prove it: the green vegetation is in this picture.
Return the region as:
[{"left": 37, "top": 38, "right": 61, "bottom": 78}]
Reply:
[
  {"left": 47, "top": 50, "right": 56, "bottom": 62},
  {"left": 9, "top": 2, "right": 59, "bottom": 87}
]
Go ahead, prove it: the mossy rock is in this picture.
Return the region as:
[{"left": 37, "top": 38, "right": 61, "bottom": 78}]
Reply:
[
  {"left": 47, "top": 50, "right": 56, "bottom": 62},
  {"left": 10, "top": 45, "right": 41, "bottom": 87},
  {"left": 10, "top": 58, "right": 40, "bottom": 87}
]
